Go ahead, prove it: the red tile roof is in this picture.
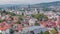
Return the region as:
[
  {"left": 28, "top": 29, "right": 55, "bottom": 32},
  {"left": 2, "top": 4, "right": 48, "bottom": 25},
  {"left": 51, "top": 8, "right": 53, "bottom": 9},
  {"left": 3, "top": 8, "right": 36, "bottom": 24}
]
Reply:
[{"left": 0, "top": 22, "right": 10, "bottom": 31}]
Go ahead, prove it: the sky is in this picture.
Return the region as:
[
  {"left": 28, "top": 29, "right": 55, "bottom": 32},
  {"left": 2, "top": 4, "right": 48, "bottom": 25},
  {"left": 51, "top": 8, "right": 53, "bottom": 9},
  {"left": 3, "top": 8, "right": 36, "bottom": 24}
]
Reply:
[{"left": 0, "top": 0, "right": 60, "bottom": 4}]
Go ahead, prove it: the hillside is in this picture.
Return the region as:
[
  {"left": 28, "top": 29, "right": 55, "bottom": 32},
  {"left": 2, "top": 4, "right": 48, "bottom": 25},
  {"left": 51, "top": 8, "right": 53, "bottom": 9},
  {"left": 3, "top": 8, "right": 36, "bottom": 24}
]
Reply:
[{"left": 0, "top": 1, "right": 60, "bottom": 9}]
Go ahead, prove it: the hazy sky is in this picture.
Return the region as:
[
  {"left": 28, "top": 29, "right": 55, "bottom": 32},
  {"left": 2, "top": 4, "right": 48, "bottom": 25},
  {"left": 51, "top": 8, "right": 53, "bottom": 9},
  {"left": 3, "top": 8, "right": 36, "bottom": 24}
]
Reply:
[{"left": 0, "top": 0, "right": 60, "bottom": 4}]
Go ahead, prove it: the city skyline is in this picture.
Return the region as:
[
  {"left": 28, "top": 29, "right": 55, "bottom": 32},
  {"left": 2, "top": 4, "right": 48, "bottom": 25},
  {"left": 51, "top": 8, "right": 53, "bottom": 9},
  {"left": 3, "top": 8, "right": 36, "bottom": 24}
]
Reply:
[{"left": 0, "top": 0, "right": 60, "bottom": 5}]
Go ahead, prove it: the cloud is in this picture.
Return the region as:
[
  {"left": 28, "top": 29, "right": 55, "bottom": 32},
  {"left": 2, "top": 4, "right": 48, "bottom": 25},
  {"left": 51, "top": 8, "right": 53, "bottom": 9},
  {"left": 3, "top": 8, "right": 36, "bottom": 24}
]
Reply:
[{"left": 0, "top": 0, "right": 59, "bottom": 4}]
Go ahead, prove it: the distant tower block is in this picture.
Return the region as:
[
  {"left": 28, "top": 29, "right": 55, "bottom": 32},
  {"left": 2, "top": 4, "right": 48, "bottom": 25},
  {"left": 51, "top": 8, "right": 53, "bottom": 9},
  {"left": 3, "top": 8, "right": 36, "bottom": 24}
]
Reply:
[{"left": 37, "top": 8, "right": 40, "bottom": 14}]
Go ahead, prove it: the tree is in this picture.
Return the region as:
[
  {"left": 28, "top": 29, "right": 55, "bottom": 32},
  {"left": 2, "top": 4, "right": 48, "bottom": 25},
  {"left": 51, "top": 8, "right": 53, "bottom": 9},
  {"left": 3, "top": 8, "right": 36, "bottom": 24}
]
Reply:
[
  {"left": 2, "top": 10, "right": 6, "bottom": 13},
  {"left": 10, "top": 29, "right": 14, "bottom": 34},
  {"left": 18, "top": 15, "right": 23, "bottom": 21},
  {"left": 16, "top": 15, "right": 24, "bottom": 24},
  {"left": 54, "top": 27, "right": 58, "bottom": 33},
  {"left": 16, "top": 20, "right": 21, "bottom": 24},
  {"left": 54, "top": 27, "right": 57, "bottom": 31},
  {"left": 50, "top": 29, "right": 57, "bottom": 34},
  {"left": 40, "top": 31, "right": 43, "bottom": 34},
  {"left": 33, "top": 14, "right": 48, "bottom": 21},
  {"left": 43, "top": 8, "right": 51, "bottom": 11},
  {"left": 9, "top": 16, "right": 13, "bottom": 20},
  {"left": 43, "top": 31, "right": 50, "bottom": 34},
  {"left": 5, "top": 12, "right": 16, "bottom": 16},
  {"left": 31, "top": 14, "right": 34, "bottom": 17},
  {"left": 34, "top": 22, "right": 40, "bottom": 26},
  {"left": 18, "top": 17, "right": 23, "bottom": 21},
  {"left": 0, "top": 33, "right": 2, "bottom": 34},
  {"left": 0, "top": 20, "right": 4, "bottom": 23}
]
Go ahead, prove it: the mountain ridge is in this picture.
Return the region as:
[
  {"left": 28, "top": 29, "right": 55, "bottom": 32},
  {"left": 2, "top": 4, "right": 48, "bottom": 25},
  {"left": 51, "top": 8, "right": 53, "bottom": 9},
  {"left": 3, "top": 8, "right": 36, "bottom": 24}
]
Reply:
[{"left": 0, "top": 1, "right": 60, "bottom": 9}]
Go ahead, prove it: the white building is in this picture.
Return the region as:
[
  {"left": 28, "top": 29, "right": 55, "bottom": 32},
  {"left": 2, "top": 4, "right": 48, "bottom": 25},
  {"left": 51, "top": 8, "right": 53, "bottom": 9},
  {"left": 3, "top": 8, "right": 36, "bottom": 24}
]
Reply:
[{"left": 29, "top": 18, "right": 36, "bottom": 26}]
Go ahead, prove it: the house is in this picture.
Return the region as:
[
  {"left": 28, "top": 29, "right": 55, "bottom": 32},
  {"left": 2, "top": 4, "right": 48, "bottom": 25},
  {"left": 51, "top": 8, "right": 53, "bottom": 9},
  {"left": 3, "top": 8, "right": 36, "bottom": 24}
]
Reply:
[
  {"left": 57, "top": 27, "right": 60, "bottom": 34},
  {"left": 13, "top": 16, "right": 18, "bottom": 22},
  {"left": 58, "top": 31, "right": 60, "bottom": 34},
  {"left": 13, "top": 24, "right": 22, "bottom": 33},
  {"left": 22, "top": 19, "right": 29, "bottom": 27},
  {"left": 29, "top": 18, "right": 36, "bottom": 26},
  {"left": 40, "top": 21, "right": 47, "bottom": 27},
  {"left": 0, "top": 21, "right": 10, "bottom": 34}
]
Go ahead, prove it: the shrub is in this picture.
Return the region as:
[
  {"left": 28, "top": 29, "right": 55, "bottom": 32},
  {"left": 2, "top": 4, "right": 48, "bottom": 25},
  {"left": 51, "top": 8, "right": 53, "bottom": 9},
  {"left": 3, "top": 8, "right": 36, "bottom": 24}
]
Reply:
[
  {"left": 50, "top": 29, "right": 57, "bottom": 34},
  {"left": 40, "top": 31, "right": 43, "bottom": 34},
  {"left": 43, "top": 31, "right": 50, "bottom": 34}
]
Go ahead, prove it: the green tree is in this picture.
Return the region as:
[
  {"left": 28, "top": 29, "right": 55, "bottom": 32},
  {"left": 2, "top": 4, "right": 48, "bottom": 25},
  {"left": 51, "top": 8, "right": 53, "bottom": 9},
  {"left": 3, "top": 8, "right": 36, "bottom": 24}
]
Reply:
[
  {"left": 31, "top": 14, "right": 34, "bottom": 17},
  {"left": 18, "top": 15, "right": 23, "bottom": 21},
  {"left": 54, "top": 27, "right": 58, "bottom": 34},
  {"left": 9, "top": 16, "right": 13, "bottom": 20},
  {"left": 10, "top": 29, "right": 14, "bottom": 34},
  {"left": 43, "top": 31, "right": 50, "bottom": 34},
  {"left": 17, "top": 20, "right": 21, "bottom": 24},
  {"left": 0, "top": 20, "right": 4, "bottom": 23},
  {"left": 2, "top": 10, "right": 6, "bottom": 13},
  {"left": 43, "top": 8, "right": 51, "bottom": 11},
  {"left": 50, "top": 29, "right": 57, "bottom": 34},
  {"left": 0, "top": 33, "right": 2, "bottom": 34},
  {"left": 33, "top": 14, "right": 48, "bottom": 21},
  {"left": 16, "top": 15, "right": 24, "bottom": 24},
  {"left": 5, "top": 12, "right": 16, "bottom": 16},
  {"left": 54, "top": 27, "right": 57, "bottom": 31},
  {"left": 34, "top": 22, "right": 40, "bottom": 26},
  {"left": 40, "top": 31, "right": 43, "bottom": 34}
]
